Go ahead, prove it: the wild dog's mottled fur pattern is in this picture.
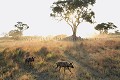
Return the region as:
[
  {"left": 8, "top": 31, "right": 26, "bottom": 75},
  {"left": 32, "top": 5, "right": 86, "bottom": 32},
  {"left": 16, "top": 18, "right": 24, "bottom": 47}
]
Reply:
[
  {"left": 25, "top": 57, "right": 35, "bottom": 64},
  {"left": 56, "top": 61, "right": 74, "bottom": 72}
]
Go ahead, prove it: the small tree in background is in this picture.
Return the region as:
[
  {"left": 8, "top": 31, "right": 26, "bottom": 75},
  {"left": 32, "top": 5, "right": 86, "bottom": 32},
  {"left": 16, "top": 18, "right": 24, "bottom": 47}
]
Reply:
[
  {"left": 115, "top": 30, "right": 120, "bottom": 34},
  {"left": 8, "top": 22, "right": 29, "bottom": 39},
  {"left": 95, "top": 22, "right": 117, "bottom": 34},
  {"left": 1, "top": 32, "right": 9, "bottom": 37},
  {"left": 9, "top": 30, "right": 22, "bottom": 39},
  {"left": 50, "top": 0, "right": 96, "bottom": 41}
]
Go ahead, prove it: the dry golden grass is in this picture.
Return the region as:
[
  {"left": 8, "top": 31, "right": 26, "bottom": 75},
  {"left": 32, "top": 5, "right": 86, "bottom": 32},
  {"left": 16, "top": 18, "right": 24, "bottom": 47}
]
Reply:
[{"left": 0, "top": 36, "right": 120, "bottom": 80}]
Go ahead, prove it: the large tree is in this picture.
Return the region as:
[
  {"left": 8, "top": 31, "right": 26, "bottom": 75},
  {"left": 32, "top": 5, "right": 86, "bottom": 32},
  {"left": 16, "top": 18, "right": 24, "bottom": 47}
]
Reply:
[
  {"left": 50, "top": 0, "right": 96, "bottom": 40},
  {"left": 95, "top": 22, "right": 117, "bottom": 34}
]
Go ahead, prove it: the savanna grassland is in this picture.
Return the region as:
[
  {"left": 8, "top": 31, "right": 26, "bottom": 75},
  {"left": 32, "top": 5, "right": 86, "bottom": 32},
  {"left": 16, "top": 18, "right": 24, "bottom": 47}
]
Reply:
[{"left": 0, "top": 35, "right": 120, "bottom": 80}]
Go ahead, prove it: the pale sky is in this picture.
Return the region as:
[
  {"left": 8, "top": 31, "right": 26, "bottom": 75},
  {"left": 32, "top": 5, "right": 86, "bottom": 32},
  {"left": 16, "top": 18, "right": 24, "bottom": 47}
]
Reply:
[{"left": 0, "top": 0, "right": 120, "bottom": 38}]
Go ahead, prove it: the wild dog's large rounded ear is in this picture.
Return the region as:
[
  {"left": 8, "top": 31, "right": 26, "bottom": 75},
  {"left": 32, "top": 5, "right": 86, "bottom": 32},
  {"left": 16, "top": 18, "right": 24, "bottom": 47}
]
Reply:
[{"left": 70, "top": 62, "right": 73, "bottom": 64}]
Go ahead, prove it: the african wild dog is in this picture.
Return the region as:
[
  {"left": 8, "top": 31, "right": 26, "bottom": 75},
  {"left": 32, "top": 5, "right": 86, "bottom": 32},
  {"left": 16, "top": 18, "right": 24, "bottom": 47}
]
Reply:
[
  {"left": 56, "top": 61, "right": 74, "bottom": 72},
  {"left": 25, "top": 57, "right": 35, "bottom": 65}
]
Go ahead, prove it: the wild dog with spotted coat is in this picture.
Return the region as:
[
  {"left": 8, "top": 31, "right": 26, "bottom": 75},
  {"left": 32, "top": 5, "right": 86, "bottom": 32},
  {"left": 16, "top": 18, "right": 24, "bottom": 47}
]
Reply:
[
  {"left": 56, "top": 61, "right": 74, "bottom": 72},
  {"left": 25, "top": 57, "right": 35, "bottom": 65}
]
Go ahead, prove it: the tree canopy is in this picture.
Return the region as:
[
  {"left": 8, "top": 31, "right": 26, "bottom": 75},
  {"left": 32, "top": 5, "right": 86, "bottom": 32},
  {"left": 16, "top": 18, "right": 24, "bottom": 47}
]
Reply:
[
  {"left": 9, "top": 30, "right": 22, "bottom": 38},
  {"left": 50, "top": 0, "right": 96, "bottom": 40},
  {"left": 95, "top": 22, "right": 117, "bottom": 34},
  {"left": 15, "top": 22, "right": 29, "bottom": 32}
]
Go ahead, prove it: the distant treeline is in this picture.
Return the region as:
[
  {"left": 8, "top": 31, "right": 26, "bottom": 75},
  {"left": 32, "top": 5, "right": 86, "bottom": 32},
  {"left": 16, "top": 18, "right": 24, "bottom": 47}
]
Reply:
[{"left": 0, "top": 34, "right": 120, "bottom": 41}]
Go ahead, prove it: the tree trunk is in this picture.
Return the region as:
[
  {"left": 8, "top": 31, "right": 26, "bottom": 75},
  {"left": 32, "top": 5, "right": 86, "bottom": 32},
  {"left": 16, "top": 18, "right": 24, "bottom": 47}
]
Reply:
[
  {"left": 104, "top": 29, "right": 108, "bottom": 34},
  {"left": 72, "top": 27, "right": 77, "bottom": 41},
  {"left": 100, "top": 30, "right": 102, "bottom": 34}
]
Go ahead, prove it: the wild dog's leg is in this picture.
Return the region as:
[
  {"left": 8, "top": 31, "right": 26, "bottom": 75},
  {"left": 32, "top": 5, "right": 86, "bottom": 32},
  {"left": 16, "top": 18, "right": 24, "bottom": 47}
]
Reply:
[
  {"left": 55, "top": 65, "right": 58, "bottom": 70},
  {"left": 67, "top": 67, "right": 72, "bottom": 72},
  {"left": 64, "top": 67, "right": 66, "bottom": 73},
  {"left": 59, "top": 66, "right": 61, "bottom": 72}
]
